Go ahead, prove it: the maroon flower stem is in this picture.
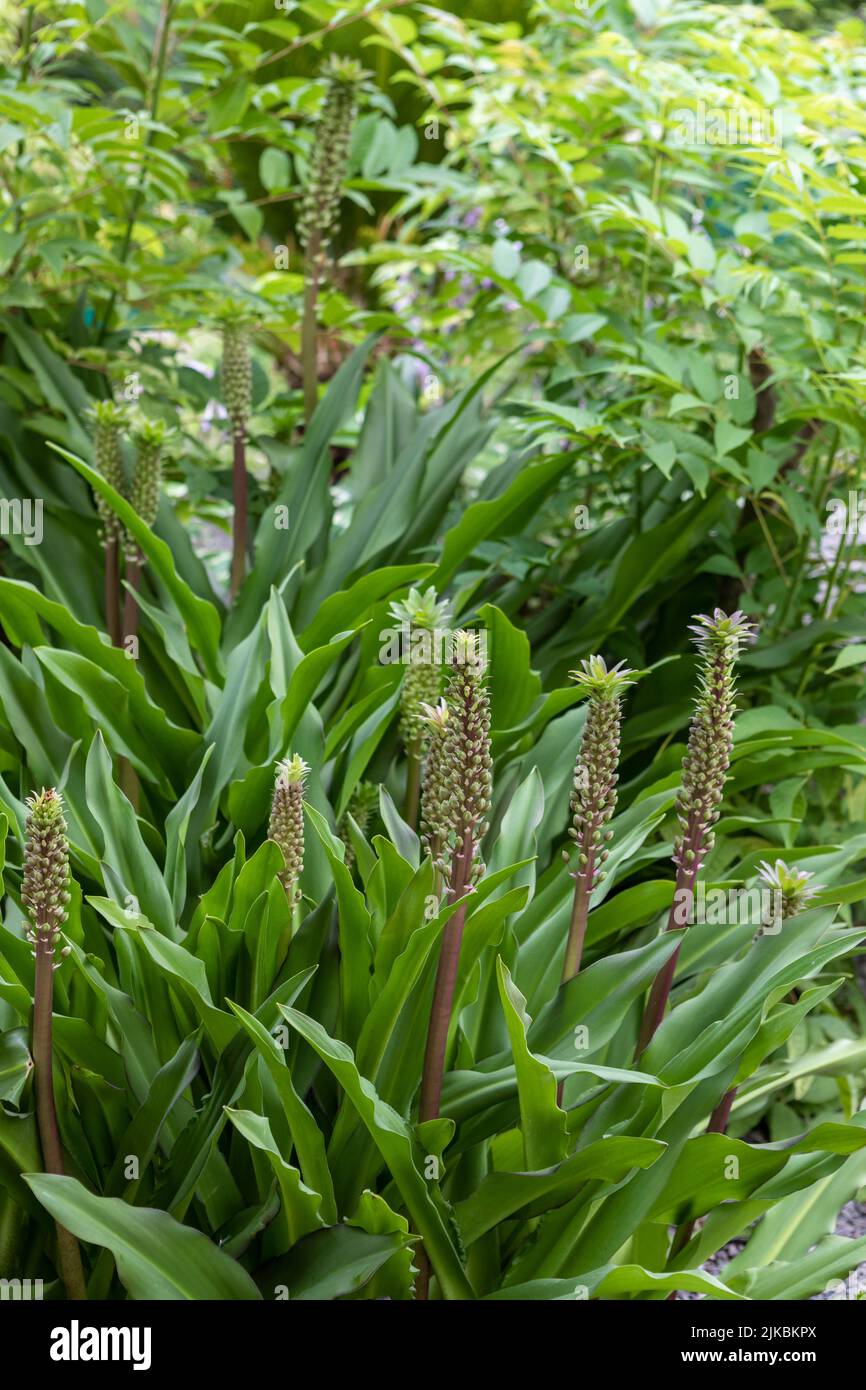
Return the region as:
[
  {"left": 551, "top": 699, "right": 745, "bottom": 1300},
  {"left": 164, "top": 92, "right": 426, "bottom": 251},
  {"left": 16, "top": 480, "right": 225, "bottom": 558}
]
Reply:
[
  {"left": 415, "top": 827, "right": 474, "bottom": 1302},
  {"left": 667, "top": 1087, "right": 738, "bottom": 1275},
  {"left": 636, "top": 813, "right": 702, "bottom": 1058},
  {"left": 230, "top": 431, "right": 247, "bottom": 600},
  {"left": 561, "top": 844, "right": 596, "bottom": 984},
  {"left": 122, "top": 548, "right": 141, "bottom": 649},
  {"left": 104, "top": 538, "right": 120, "bottom": 646},
  {"left": 556, "top": 858, "right": 594, "bottom": 1107},
  {"left": 119, "top": 550, "right": 143, "bottom": 808},
  {"left": 33, "top": 934, "right": 86, "bottom": 1300},
  {"left": 419, "top": 826, "right": 474, "bottom": 1124}
]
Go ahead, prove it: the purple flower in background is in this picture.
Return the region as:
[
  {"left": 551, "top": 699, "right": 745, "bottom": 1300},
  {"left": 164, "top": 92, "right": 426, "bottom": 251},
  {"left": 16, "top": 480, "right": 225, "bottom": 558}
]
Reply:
[{"left": 201, "top": 399, "right": 229, "bottom": 435}]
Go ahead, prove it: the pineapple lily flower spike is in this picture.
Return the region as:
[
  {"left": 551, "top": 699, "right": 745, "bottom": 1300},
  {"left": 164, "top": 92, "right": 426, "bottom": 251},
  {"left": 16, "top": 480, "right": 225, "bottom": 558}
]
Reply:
[
  {"left": 269, "top": 755, "right": 309, "bottom": 904},
  {"left": 637, "top": 609, "right": 756, "bottom": 1056},
  {"left": 217, "top": 301, "right": 255, "bottom": 600},
  {"left": 298, "top": 56, "right": 368, "bottom": 424},
  {"left": 419, "top": 697, "right": 451, "bottom": 877},
  {"left": 561, "top": 657, "right": 637, "bottom": 984},
  {"left": 415, "top": 633, "right": 490, "bottom": 1301},
  {"left": 123, "top": 417, "right": 169, "bottom": 646},
  {"left": 419, "top": 632, "right": 491, "bottom": 1124},
  {"left": 23, "top": 789, "right": 86, "bottom": 1300},
  {"left": 338, "top": 781, "right": 379, "bottom": 871},
  {"left": 388, "top": 586, "right": 451, "bottom": 826}
]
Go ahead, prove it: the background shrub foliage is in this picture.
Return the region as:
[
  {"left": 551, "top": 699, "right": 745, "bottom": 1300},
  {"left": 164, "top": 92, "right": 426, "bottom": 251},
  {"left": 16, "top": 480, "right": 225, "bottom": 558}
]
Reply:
[{"left": 0, "top": 0, "right": 865, "bottom": 1302}]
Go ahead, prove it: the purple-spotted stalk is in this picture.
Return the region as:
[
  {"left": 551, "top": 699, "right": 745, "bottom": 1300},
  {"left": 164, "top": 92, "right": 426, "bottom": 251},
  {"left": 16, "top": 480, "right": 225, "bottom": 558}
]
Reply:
[
  {"left": 389, "top": 587, "right": 451, "bottom": 827},
  {"left": 637, "top": 610, "right": 756, "bottom": 1057},
  {"left": 561, "top": 657, "right": 636, "bottom": 983},
  {"left": 298, "top": 57, "right": 363, "bottom": 425},
  {"left": 415, "top": 639, "right": 489, "bottom": 1301},
  {"left": 219, "top": 306, "right": 253, "bottom": 599},
  {"left": 91, "top": 401, "right": 127, "bottom": 646},
  {"left": 23, "top": 790, "right": 86, "bottom": 1300},
  {"left": 669, "top": 860, "right": 820, "bottom": 1267},
  {"left": 418, "top": 633, "right": 491, "bottom": 1125}
]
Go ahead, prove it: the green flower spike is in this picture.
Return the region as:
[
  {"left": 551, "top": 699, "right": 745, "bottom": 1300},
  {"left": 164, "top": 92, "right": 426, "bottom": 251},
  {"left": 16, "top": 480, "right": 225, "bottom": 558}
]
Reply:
[
  {"left": 638, "top": 608, "right": 756, "bottom": 1056},
  {"left": 339, "top": 781, "right": 379, "bottom": 870},
  {"left": 90, "top": 400, "right": 128, "bottom": 546},
  {"left": 438, "top": 630, "right": 492, "bottom": 889},
  {"left": 562, "top": 656, "right": 636, "bottom": 982},
  {"left": 419, "top": 698, "right": 451, "bottom": 870},
  {"left": 218, "top": 304, "right": 254, "bottom": 441},
  {"left": 22, "top": 788, "right": 71, "bottom": 958},
  {"left": 389, "top": 587, "right": 452, "bottom": 755},
  {"left": 674, "top": 609, "right": 757, "bottom": 877},
  {"left": 419, "top": 632, "right": 492, "bottom": 1129},
  {"left": 25, "top": 787, "right": 85, "bottom": 1299},
  {"left": 297, "top": 56, "right": 367, "bottom": 265},
  {"left": 126, "top": 419, "right": 169, "bottom": 559},
  {"left": 269, "top": 755, "right": 309, "bottom": 902}
]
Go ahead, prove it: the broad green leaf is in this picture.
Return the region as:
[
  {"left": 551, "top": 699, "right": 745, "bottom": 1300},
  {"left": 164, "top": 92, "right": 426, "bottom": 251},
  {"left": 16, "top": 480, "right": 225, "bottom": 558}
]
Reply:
[
  {"left": 455, "top": 1136, "right": 665, "bottom": 1246},
  {"left": 85, "top": 733, "right": 177, "bottom": 939},
  {"left": 279, "top": 1005, "right": 475, "bottom": 1300},
  {"left": 496, "top": 957, "right": 567, "bottom": 1170},
  {"left": 257, "top": 1223, "right": 413, "bottom": 1301},
  {"left": 25, "top": 1174, "right": 261, "bottom": 1300}
]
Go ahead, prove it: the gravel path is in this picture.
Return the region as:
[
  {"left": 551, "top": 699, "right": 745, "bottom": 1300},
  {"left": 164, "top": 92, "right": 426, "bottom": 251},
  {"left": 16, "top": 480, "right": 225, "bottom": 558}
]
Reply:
[{"left": 675, "top": 1201, "right": 866, "bottom": 1299}]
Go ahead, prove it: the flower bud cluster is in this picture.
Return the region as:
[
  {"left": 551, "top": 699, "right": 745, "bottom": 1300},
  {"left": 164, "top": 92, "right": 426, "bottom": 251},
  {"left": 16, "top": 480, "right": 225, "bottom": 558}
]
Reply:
[
  {"left": 269, "top": 755, "right": 309, "bottom": 902},
  {"left": 220, "top": 318, "right": 253, "bottom": 441},
  {"left": 91, "top": 400, "right": 128, "bottom": 546},
  {"left": 389, "top": 587, "right": 451, "bottom": 754},
  {"left": 297, "top": 58, "right": 364, "bottom": 263},
  {"left": 125, "top": 420, "right": 167, "bottom": 559},
  {"left": 673, "top": 610, "right": 756, "bottom": 877},
  {"left": 431, "top": 632, "right": 492, "bottom": 887},
  {"left": 22, "top": 788, "right": 71, "bottom": 963},
  {"left": 566, "top": 656, "right": 635, "bottom": 890}
]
